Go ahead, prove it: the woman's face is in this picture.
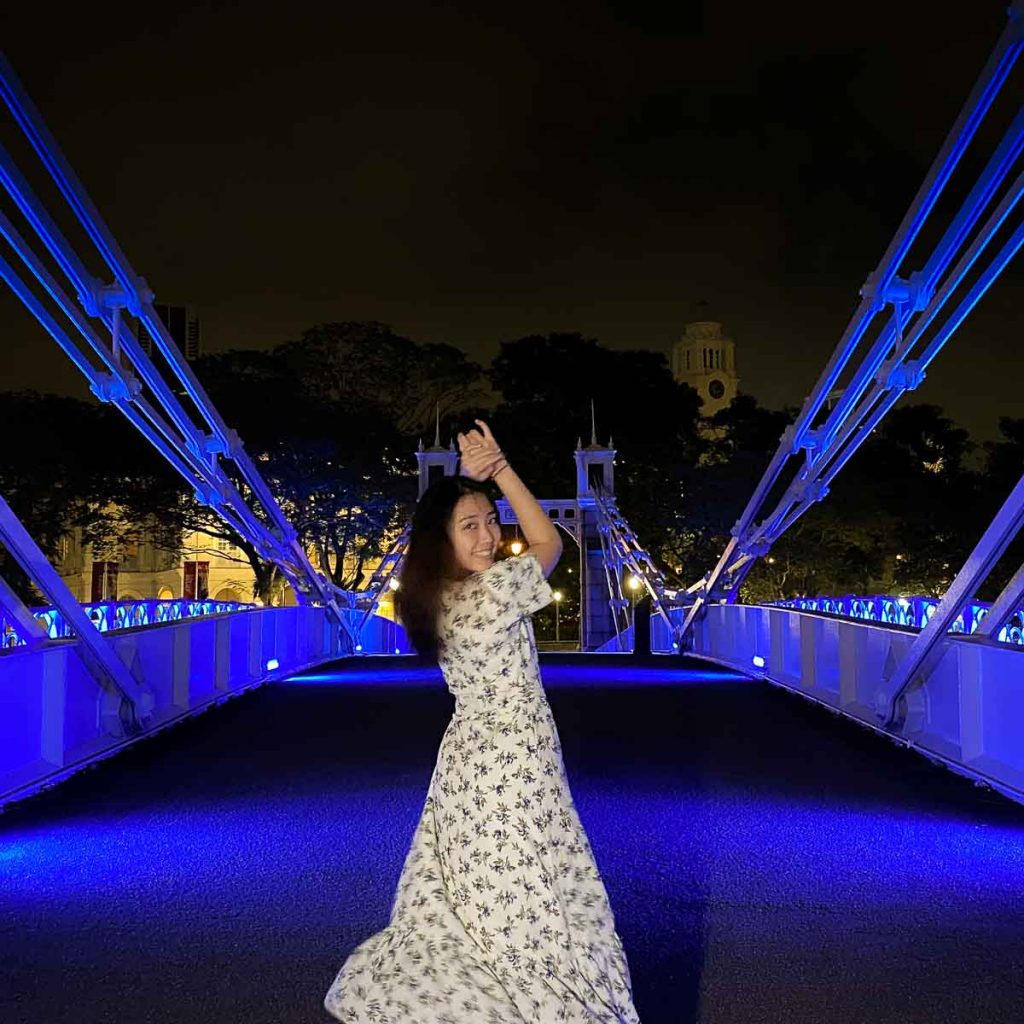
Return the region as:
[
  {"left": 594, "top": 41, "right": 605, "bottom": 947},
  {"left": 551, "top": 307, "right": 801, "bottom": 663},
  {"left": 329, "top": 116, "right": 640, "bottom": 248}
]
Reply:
[{"left": 448, "top": 493, "right": 501, "bottom": 575}]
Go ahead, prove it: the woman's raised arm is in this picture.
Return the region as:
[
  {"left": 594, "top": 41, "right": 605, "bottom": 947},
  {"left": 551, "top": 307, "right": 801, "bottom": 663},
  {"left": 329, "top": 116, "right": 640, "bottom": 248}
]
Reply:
[
  {"left": 458, "top": 419, "right": 562, "bottom": 577},
  {"left": 492, "top": 462, "right": 562, "bottom": 577}
]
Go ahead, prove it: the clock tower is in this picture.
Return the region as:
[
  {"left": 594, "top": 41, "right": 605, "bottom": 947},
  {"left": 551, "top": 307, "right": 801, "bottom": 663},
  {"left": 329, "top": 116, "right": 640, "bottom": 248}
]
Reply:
[{"left": 671, "top": 320, "right": 739, "bottom": 417}]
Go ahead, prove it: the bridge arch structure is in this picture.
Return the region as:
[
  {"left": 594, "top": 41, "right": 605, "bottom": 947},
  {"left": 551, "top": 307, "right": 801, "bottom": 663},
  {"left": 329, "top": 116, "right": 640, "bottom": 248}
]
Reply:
[{"left": 3, "top": 6, "right": 1024, "bottom": 808}]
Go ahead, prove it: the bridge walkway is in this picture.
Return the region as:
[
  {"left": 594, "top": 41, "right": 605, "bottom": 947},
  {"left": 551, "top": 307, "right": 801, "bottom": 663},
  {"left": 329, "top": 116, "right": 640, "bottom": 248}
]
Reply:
[{"left": 2, "top": 656, "right": 1021, "bottom": 1023}]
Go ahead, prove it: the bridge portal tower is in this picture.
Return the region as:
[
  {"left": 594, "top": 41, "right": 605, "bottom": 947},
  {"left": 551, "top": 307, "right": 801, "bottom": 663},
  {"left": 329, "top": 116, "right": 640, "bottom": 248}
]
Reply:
[
  {"left": 409, "top": 408, "right": 626, "bottom": 651},
  {"left": 415, "top": 409, "right": 459, "bottom": 499},
  {"left": 574, "top": 431, "right": 621, "bottom": 651}
]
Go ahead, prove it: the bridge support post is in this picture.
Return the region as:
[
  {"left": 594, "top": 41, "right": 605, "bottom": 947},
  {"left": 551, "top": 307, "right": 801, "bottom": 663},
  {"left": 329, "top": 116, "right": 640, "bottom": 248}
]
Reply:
[
  {"left": 633, "top": 595, "right": 651, "bottom": 657},
  {"left": 576, "top": 431, "right": 621, "bottom": 651}
]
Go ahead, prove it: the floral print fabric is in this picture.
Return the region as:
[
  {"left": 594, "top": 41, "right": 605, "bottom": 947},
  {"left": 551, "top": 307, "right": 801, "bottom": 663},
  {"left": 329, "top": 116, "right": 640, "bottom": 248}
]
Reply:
[{"left": 324, "top": 553, "right": 640, "bottom": 1023}]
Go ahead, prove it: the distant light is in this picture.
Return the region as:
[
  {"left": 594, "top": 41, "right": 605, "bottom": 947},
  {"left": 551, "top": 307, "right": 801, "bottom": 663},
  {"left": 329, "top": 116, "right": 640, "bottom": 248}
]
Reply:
[
  {"left": 510, "top": 540, "right": 524, "bottom": 556},
  {"left": 388, "top": 577, "right": 400, "bottom": 590},
  {"left": 672, "top": 642, "right": 679, "bottom": 649},
  {"left": 394, "top": 647, "right": 401, "bottom": 654},
  {"left": 553, "top": 590, "right": 563, "bottom": 602},
  {"left": 627, "top": 575, "right": 640, "bottom": 591},
  {"left": 265, "top": 658, "right": 280, "bottom": 671},
  {"left": 355, "top": 643, "right": 363, "bottom": 652},
  {"left": 752, "top": 655, "right": 766, "bottom": 668}
]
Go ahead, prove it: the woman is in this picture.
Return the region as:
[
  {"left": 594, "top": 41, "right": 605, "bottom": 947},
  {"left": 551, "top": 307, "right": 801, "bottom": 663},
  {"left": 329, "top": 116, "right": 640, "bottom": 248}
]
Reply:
[{"left": 325, "top": 420, "right": 640, "bottom": 1023}]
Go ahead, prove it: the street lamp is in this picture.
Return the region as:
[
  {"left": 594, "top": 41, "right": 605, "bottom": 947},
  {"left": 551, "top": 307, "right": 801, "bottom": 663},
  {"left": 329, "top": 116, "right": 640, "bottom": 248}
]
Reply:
[
  {"left": 553, "top": 589, "right": 563, "bottom": 642},
  {"left": 509, "top": 522, "right": 523, "bottom": 556}
]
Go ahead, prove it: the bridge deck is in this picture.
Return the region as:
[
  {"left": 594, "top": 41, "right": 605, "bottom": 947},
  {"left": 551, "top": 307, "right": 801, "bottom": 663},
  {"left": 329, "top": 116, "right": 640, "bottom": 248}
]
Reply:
[{"left": 2, "top": 656, "right": 1022, "bottom": 1024}]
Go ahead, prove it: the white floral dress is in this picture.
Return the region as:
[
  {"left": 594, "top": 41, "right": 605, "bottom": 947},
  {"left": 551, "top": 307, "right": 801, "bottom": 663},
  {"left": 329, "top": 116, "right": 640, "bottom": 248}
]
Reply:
[{"left": 324, "top": 553, "right": 640, "bottom": 1023}]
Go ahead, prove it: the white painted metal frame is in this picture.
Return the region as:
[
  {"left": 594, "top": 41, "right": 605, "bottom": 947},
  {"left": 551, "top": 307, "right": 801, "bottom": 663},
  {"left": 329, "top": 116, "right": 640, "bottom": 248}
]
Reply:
[
  {"left": 683, "top": 5, "right": 1024, "bottom": 653},
  {"left": 691, "top": 603, "right": 1024, "bottom": 805},
  {"left": 0, "top": 606, "right": 345, "bottom": 809}
]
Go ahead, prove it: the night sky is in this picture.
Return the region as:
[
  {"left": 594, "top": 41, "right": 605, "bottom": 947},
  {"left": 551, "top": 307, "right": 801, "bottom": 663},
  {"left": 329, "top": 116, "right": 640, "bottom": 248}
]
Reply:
[{"left": 2, "top": 1, "right": 1021, "bottom": 440}]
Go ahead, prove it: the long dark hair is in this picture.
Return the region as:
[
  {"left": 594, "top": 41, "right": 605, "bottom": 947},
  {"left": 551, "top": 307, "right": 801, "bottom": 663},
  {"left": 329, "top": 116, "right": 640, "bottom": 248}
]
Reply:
[{"left": 394, "top": 474, "right": 498, "bottom": 663}]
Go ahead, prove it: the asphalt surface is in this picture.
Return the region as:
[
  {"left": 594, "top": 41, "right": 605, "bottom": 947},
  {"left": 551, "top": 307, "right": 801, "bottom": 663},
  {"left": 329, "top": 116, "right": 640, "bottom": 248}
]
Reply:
[{"left": 2, "top": 655, "right": 1023, "bottom": 1024}]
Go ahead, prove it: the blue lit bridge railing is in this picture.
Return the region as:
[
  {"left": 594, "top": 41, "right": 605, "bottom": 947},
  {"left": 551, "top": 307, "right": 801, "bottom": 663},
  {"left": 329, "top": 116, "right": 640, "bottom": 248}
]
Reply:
[
  {"left": 0, "top": 598, "right": 411, "bottom": 808},
  {"left": 631, "top": 593, "right": 1024, "bottom": 655},
  {"left": 1, "top": 596, "right": 415, "bottom": 654},
  {"left": 1, "top": 597, "right": 254, "bottom": 649},
  {"left": 766, "top": 594, "right": 1023, "bottom": 647}
]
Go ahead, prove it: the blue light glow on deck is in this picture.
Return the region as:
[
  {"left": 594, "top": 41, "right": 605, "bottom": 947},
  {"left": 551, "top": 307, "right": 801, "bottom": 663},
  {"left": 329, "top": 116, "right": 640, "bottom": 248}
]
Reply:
[{"left": 2, "top": 659, "right": 1024, "bottom": 1022}]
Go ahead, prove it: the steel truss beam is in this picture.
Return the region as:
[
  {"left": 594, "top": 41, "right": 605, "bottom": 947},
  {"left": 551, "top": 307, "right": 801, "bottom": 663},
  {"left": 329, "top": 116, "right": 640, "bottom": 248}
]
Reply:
[
  {"left": 591, "top": 487, "right": 681, "bottom": 648},
  {"left": 0, "top": 53, "right": 355, "bottom": 645},
  {"left": 683, "top": 5, "right": 1024, "bottom": 659},
  {"left": 0, "top": 494, "right": 152, "bottom": 733},
  {"left": 0, "top": 571, "right": 48, "bottom": 648},
  {"left": 881, "top": 467, "right": 1024, "bottom": 725},
  {"left": 976, "top": 558, "right": 1024, "bottom": 641},
  {"left": 592, "top": 503, "right": 630, "bottom": 651},
  {"left": 350, "top": 523, "right": 412, "bottom": 644}
]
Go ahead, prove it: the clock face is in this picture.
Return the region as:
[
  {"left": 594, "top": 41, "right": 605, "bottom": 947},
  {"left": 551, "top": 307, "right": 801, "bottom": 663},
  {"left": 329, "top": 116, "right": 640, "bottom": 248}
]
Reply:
[{"left": 708, "top": 378, "right": 726, "bottom": 400}]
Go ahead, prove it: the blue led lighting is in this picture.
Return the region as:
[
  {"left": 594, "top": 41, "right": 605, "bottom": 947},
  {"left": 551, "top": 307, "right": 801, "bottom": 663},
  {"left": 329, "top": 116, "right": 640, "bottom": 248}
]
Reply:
[
  {"left": 769, "top": 594, "right": 1022, "bottom": 647},
  {"left": 3, "top": 659, "right": 1024, "bottom": 1024},
  {"left": 1, "top": 598, "right": 255, "bottom": 649}
]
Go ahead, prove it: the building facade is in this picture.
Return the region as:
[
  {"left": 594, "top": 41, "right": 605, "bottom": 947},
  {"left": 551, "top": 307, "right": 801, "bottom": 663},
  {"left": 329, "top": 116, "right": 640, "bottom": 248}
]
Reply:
[
  {"left": 55, "top": 526, "right": 262, "bottom": 604},
  {"left": 671, "top": 320, "right": 739, "bottom": 417}
]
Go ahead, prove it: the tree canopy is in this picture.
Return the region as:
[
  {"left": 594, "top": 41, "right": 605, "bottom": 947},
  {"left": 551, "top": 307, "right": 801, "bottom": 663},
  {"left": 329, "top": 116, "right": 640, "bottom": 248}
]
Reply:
[{"left": 0, "top": 325, "right": 1010, "bottom": 614}]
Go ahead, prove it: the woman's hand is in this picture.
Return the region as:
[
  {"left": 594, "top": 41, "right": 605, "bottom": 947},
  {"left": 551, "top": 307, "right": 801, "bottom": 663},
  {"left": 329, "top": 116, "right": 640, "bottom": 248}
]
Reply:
[{"left": 457, "top": 419, "right": 507, "bottom": 481}]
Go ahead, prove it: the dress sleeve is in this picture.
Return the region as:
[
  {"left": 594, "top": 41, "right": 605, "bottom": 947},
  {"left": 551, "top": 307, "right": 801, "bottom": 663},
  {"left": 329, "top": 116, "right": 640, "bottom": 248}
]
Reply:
[{"left": 477, "top": 553, "right": 554, "bottom": 626}]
